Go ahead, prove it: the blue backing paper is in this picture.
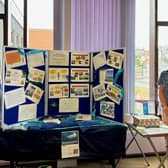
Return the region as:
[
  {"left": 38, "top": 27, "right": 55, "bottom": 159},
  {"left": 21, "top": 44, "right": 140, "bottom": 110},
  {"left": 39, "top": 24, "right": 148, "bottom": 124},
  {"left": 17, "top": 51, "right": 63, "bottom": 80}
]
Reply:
[
  {"left": 47, "top": 51, "right": 91, "bottom": 116},
  {"left": 3, "top": 47, "right": 46, "bottom": 125},
  {"left": 92, "top": 49, "right": 125, "bottom": 122}
]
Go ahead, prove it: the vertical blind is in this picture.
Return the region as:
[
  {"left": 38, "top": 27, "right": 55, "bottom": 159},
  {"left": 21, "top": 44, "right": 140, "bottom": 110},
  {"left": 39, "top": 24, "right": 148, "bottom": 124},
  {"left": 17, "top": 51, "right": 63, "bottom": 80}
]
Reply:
[
  {"left": 70, "top": 0, "right": 135, "bottom": 115},
  {"left": 71, "top": 0, "right": 121, "bottom": 51}
]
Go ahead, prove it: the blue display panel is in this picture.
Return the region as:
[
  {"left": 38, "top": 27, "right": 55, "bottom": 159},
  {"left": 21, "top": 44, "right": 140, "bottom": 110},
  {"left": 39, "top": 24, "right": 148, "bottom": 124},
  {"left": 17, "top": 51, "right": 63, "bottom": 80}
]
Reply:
[
  {"left": 47, "top": 51, "right": 92, "bottom": 116},
  {"left": 2, "top": 47, "right": 125, "bottom": 126},
  {"left": 92, "top": 49, "right": 125, "bottom": 122},
  {"left": 2, "top": 47, "right": 46, "bottom": 125}
]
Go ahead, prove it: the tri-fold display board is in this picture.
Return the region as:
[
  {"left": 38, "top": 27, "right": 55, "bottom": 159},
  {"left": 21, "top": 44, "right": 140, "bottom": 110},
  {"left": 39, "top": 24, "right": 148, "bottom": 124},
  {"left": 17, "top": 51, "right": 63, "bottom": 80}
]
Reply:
[{"left": 1, "top": 46, "right": 125, "bottom": 128}]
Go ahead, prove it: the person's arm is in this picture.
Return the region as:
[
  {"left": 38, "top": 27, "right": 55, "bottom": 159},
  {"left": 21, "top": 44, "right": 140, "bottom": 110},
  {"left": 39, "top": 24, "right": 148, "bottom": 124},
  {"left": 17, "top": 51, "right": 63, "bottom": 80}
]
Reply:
[{"left": 159, "top": 85, "right": 168, "bottom": 108}]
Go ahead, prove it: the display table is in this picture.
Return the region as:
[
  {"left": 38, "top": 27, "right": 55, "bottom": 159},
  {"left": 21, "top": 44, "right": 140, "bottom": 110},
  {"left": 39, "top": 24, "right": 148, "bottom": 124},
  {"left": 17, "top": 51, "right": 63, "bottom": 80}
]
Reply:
[
  {"left": 126, "top": 122, "right": 168, "bottom": 168},
  {"left": 0, "top": 118, "right": 127, "bottom": 168}
]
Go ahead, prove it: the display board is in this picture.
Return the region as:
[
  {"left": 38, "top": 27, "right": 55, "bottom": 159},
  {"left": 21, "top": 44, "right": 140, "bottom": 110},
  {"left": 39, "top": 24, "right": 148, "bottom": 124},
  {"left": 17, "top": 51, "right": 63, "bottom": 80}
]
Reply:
[
  {"left": 47, "top": 51, "right": 92, "bottom": 116},
  {"left": 92, "top": 49, "right": 125, "bottom": 122},
  {"left": 1, "top": 46, "right": 125, "bottom": 127},
  {"left": 2, "top": 47, "right": 46, "bottom": 125}
]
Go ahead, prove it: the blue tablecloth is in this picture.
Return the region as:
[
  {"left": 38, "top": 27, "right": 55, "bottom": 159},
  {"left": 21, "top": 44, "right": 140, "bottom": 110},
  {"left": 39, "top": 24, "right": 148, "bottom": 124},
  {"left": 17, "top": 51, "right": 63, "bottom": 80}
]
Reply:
[{"left": 0, "top": 118, "right": 127, "bottom": 161}]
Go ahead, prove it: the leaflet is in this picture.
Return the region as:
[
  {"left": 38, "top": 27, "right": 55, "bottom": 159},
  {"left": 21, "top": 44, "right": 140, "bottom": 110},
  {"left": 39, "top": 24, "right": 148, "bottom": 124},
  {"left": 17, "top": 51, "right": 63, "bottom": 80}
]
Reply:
[
  {"left": 59, "top": 98, "right": 79, "bottom": 113},
  {"left": 99, "top": 68, "right": 114, "bottom": 84},
  {"left": 5, "top": 50, "right": 26, "bottom": 69},
  {"left": 49, "top": 84, "right": 69, "bottom": 98},
  {"left": 25, "top": 83, "right": 44, "bottom": 104},
  {"left": 28, "top": 67, "right": 45, "bottom": 84},
  {"left": 71, "top": 52, "right": 90, "bottom": 66},
  {"left": 106, "top": 84, "right": 121, "bottom": 104},
  {"left": 49, "top": 68, "right": 69, "bottom": 82},
  {"left": 18, "top": 104, "right": 37, "bottom": 121},
  {"left": 93, "top": 51, "right": 106, "bottom": 70},
  {"left": 100, "top": 101, "right": 115, "bottom": 119},
  {"left": 107, "top": 50, "right": 124, "bottom": 69},
  {"left": 49, "top": 51, "right": 69, "bottom": 66},
  {"left": 61, "top": 131, "right": 80, "bottom": 159},
  {"left": 93, "top": 84, "right": 106, "bottom": 101},
  {"left": 71, "top": 68, "right": 89, "bottom": 82},
  {"left": 5, "top": 69, "right": 26, "bottom": 86},
  {"left": 27, "top": 52, "right": 44, "bottom": 67},
  {"left": 5, "top": 87, "right": 25, "bottom": 109},
  {"left": 70, "top": 84, "right": 89, "bottom": 97}
]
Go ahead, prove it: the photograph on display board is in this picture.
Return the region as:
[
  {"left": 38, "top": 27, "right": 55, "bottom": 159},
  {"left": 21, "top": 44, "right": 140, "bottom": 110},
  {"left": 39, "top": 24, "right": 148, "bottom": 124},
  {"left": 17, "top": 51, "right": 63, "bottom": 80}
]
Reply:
[
  {"left": 70, "top": 84, "right": 89, "bottom": 97},
  {"left": 71, "top": 68, "right": 89, "bottom": 82},
  {"left": 93, "top": 51, "right": 106, "bottom": 70},
  {"left": 107, "top": 50, "right": 124, "bottom": 69},
  {"left": 5, "top": 69, "right": 26, "bottom": 86},
  {"left": 71, "top": 52, "right": 90, "bottom": 66},
  {"left": 25, "top": 83, "right": 44, "bottom": 104},
  {"left": 49, "top": 68, "right": 69, "bottom": 82},
  {"left": 100, "top": 101, "right": 115, "bottom": 119},
  {"left": 5, "top": 50, "right": 26, "bottom": 69},
  {"left": 99, "top": 68, "right": 114, "bottom": 84},
  {"left": 48, "top": 50, "right": 69, "bottom": 66},
  {"left": 27, "top": 52, "right": 44, "bottom": 67},
  {"left": 106, "top": 84, "right": 121, "bottom": 104},
  {"left": 92, "top": 84, "right": 106, "bottom": 101},
  {"left": 49, "top": 84, "right": 69, "bottom": 98},
  {"left": 28, "top": 67, "right": 45, "bottom": 84}
]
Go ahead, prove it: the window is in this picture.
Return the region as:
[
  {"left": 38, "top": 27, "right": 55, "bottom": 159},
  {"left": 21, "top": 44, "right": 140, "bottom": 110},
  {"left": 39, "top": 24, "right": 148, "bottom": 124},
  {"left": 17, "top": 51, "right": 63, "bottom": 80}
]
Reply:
[
  {"left": 27, "top": 0, "right": 53, "bottom": 50},
  {"left": 8, "top": 0, "right": 24, "bottom": 47},
  {"left": 158, "top": 0, "right": 168, "bottom": 21},
  {"left": 0, "top": 19, "right": 3, "bottom": 64},
  {"left": 158, "top": 27, "right": 168, "bottom": 75},
  {"left": 157, "top": 0, "right": 168, "bottom": 75},
  {"left": 0, "top": 0, "right": 4, "bottom": 14},
  {"left": 135, "top": 0, "right": 150, "bottom": 113}
]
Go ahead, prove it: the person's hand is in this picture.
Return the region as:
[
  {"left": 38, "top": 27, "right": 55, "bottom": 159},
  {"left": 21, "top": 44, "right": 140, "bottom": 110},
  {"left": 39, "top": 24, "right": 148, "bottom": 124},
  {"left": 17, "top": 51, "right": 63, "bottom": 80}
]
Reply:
[{"left": 162, "top": 105, "right": 168, "bottom": 125}]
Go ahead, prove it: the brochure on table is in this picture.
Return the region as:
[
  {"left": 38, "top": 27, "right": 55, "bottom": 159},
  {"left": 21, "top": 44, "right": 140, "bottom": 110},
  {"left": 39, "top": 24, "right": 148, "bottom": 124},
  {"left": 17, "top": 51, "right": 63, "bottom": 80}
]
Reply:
[{"left": 1, "top": 46, "right": 125, "bottom": 127}]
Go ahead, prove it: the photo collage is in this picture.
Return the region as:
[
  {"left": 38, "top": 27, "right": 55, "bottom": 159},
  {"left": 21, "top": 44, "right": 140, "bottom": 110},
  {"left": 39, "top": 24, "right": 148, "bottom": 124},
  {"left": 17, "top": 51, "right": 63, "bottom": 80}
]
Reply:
[
  {"left": 92, "top": 49, "right": 125, "bottom": 119},
  {"left": 4, "top": 48, "right": 45, "bottom": 122},
  {"left": 48, "top": 51, "right": 91, "bottom": 113},
  {"left": 3, "top": 47, "right": 125, "bottom": 126}
]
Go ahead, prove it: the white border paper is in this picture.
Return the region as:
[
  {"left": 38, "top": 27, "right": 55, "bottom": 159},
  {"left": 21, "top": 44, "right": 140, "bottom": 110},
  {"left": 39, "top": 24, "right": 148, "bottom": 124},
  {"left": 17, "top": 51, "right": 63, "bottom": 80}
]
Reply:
[
  {"left": 59, "top": 98, "right": 79, "bottom": 113},
  {"left": 18, "top": 104, "right": 37, "bottom": 121}
]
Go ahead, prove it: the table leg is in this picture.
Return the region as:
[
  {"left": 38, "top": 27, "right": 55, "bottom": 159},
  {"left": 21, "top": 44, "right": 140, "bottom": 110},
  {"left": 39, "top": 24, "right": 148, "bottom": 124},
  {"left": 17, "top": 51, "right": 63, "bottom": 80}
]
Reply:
[
  {"left": 157, "top": 137, "right": 168, "bottom": 168},
  {"left": 127, "top": 125, "right": 150, "bottom": 167},
  {"left": 147, "top": 137, "right": 165, "bottom": 168},
  {"left": 126, "top": 131, "right": 138, "bottom": 150}
]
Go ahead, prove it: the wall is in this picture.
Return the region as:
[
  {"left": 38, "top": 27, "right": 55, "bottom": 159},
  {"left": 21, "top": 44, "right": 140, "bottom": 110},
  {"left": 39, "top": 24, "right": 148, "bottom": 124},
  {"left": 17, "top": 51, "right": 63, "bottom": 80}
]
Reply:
[{"left": 29, "top": 29, "right": 53, "bottom": 50}]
